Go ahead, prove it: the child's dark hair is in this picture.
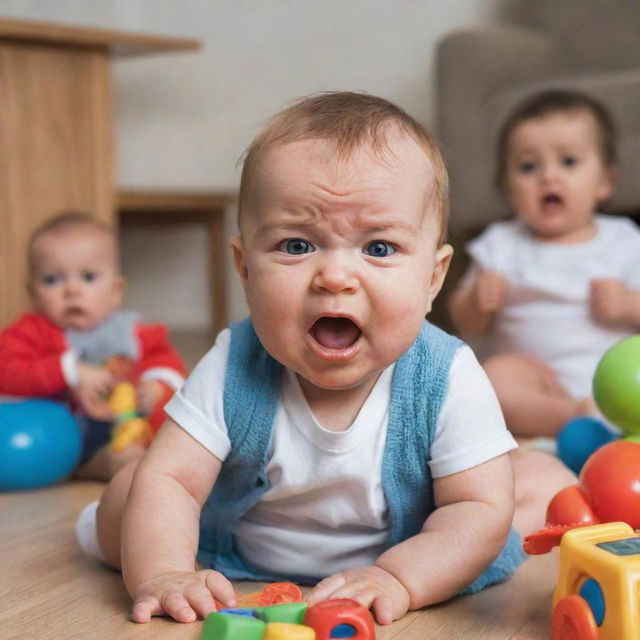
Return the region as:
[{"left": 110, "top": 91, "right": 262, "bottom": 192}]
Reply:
[{"left": 495, "top": 89, "right": 617, "bottom": 191}]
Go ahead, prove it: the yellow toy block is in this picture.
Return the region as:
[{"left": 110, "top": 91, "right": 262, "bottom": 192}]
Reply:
[
  {"left": 551, "top": 522, "right": 640, "bottom": 639},
  {"left": 264, "top": 622, "right": 316, "bottom": 639}
]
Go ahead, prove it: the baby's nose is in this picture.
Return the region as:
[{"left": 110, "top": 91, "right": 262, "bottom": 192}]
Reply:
[
  {"left": 312, "top": 252, "right": 359, "bottom": 294},
  {"left": 540, "top": 163, "right": 560, "bottom": 182},
  {"left": 64, "top": 278, "right": 82, "bottom": 295}
]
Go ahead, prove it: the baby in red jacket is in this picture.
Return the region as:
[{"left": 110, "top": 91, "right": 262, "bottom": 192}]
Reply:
[{"left": 0, "top": 212, "right": 186, "bottom": 479}]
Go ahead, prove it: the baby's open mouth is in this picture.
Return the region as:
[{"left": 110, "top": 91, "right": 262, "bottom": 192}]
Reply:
[
  {"left": 542, "top": 193, "right": 563, "bottom": 207},
  {"left": 310, "top": 317, "right": 361, "bottom": 350}
]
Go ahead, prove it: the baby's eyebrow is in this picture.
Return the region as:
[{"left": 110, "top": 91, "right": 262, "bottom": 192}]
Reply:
[
  {"left": 256, "top": 216, "right": 318, "bottom": 234},
  {"left": 363, "top": 220, "right": 419, "bottom": 235}
]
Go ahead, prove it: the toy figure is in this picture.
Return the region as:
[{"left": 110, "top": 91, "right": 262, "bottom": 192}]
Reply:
[{"left": 524, "top": 440, "right": 640, "bottom": 554}]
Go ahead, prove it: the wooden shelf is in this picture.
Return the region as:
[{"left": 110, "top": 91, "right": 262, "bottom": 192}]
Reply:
[
  {"left": 0, "top": 17, "right": 200, "bottom": 56},
  {"left": 118, "top": 189, "right": 236, "bottom": 213},
  {"left": 0, "top": 18, "right": 201, "bottom": 328},
  {"left": 118, "top": 189, "right": 237, "bottom": 338}
]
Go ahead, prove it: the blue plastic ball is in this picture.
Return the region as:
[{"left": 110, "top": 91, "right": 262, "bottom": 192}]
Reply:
[
  {"left": 0, "top": 400, "right": 82, "bottom": 490},
  {"left": 556, "top": 416, "right": 617, "bottom": 475}
]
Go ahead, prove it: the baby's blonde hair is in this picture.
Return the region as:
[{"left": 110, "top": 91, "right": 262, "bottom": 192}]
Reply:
[
  {"left": 239, "top": 92, "right": 449, "bottom": 245},
  {"left": 28, "top": 212, "right": 119, "bottom": 274}
]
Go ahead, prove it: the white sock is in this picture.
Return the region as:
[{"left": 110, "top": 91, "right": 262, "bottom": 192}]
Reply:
[{"left": 75, "top": 501, "right": 106, "bottom": 562}]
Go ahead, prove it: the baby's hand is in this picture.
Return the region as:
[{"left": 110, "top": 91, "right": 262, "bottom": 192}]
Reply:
[
  {"left": 131, "top": 569, "right": 236, "bottom": 623},
  {"left": 75, "top": 362, "right": 116, "bottom": 421},
  {"left": 590, "top": 279, "right": 631, "bottom": 325},
  {"left": 305, "top": 565, "right": 410, "bottom": 626},
  {"left": 473, "top": 270, "right": 507, "bottom": 315},
  {"left": 136, "top": 379, "right": 164, "bottom": 415}
]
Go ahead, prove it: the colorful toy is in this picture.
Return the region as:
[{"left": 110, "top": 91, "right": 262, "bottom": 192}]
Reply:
[
  {"left": 103, "top": 356, "right": 153, "bottom": 452},
  {"left": 592, "top": 335, "right": 640, "bottom": 438},
  {"left": 549, "top": 522, "right": 640, "bottom": 640},
  {"left": 0, "top": 399, "right": 81, "bottom": 490},
  {"left": 213, "top": 582, "right": 304, "bottom": 610},
  {"left": 524, "top": 440, "right": 640, "bottom": 554},
  {"left": 108, "top": 382, "right": 152, "bottom": 452},
  {"left": 202, "top": 594, "right": 376, "bottom": 640},
  {"left": 557, "top": 336, "right": 640, "bottom": 473},
  {"left": 556, "top": 417, "right": 616, "bottom": 474}
]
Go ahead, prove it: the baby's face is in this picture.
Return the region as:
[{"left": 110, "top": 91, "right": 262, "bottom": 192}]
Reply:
[
  {"left": 505, "top": 110, "right": 613, "bottom": 242},
  {"left": 232, "top": 130, "right": 452, "bottom": 394},
  {"left": 29, "top": 227, "right": 124, "bottom": 331}
]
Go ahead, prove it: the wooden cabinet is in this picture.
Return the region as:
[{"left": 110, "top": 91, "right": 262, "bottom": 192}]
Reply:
[{"left": 0, "top": 18, "right": 198, "bottom": 327}]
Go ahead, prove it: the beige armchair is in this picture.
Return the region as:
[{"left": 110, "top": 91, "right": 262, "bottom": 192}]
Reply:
[{"left": 436, "top": 0, "right": 640, "bottom": 235}]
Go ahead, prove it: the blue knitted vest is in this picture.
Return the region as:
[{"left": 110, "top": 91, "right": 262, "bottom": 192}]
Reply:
[{"left": 197, "top": 318, "right": 525, "bottom": 590}]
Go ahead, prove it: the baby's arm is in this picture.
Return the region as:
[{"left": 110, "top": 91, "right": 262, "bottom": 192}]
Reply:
[
  {"left": 121, "top": 419, "right": 236, "bottom": 623},
  {"left": 306, "top": 453, "right": 514, "bottom": 624},
  {"left": 0, "top": 321, "right": 69, "bottom": 396},
  {"left": 448, "top": 267, "right": 507, "bottom": 336},
  {"left": 590, "top": 279, "right": 640, "bottom": 329}
]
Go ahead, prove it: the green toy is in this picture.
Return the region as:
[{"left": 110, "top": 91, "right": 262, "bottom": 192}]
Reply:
[
  {"left": 593, "top": 335, "right": 640, "bottom": 440},
  {"left": 201, "top": 611, "right": 266, "bottom": 640},
  {"left": 254, "top": 602, "right": 308, "bottom": 624}
]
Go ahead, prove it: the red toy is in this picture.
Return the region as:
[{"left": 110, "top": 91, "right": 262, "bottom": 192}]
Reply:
[
  {"left": 524, "top": 441, "right": 640, "bottom": 554},
  {"left": 214, "top": 582, "right": 303, "bottom": 610},
  {"left": 304, "top": 598, "right": 375, "bottom": 640}
]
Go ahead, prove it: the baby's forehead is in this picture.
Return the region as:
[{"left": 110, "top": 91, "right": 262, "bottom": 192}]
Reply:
[
  {"left": 512, "top": 108, "right": 600, "bottom": 139},
  {"left": 31, "top": 224, "right": 117, "bottom": 264}
]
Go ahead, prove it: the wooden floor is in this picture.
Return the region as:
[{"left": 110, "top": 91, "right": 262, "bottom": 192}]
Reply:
[{"left": 0, "top": 481, "right": 558, "bottom": 639}]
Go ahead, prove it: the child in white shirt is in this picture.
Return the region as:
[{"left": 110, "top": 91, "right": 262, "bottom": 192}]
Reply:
[
  {"left": 449, "top": 90, "right": 640, "bottom": 437},
  {"left": 80, "top": 92, "right": 574, "bottom": 626}
]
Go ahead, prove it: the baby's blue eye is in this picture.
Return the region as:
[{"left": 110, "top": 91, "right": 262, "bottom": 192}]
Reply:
[
  {"left": 364, "top": 241, "right": 396, "bottom": 257},
  {"left": 42, "top": 274, "right": 62, "bottom": 286},
  {"left": 562, "top": 155, "right": 578, "bottom": 167},
  {"left": 82, "top": 271, "right": 98, "bottom": 282},
  {"left": 281, "top": 239, "right": 315, "bottom": 255},
  {"left": 519, "top": 161, "right": 538, "bottom": 174}
]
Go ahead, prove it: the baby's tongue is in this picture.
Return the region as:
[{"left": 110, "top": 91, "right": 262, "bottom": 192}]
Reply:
[{"left": 311, "top": 317, "right": 360, "bottom": 349}]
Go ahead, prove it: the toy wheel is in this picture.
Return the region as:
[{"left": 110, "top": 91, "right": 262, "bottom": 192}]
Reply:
[{"left": 552, "top": 595, "right": 598, "bottom": 640}]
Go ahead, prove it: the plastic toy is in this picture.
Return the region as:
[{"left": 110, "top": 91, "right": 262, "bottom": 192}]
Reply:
[
  {"left": 103, "top": 356, "right": 153, "bottom": 452},
  {"left": 524, "top": 440, "right": 640, "bottom": 554},
  {"left": 592, "top": 335, "right": 640, "bottom": 438},
  {"left": 549, "top": 522, "right": 640, "bottom": 640},
  {"left": 556, "top": 417, "right": 616, "bottom": 474},
  {"left": 202, "top": 595, "right": 376, "bottom": 640},
  {"left": 108, "top": 382, "right": 152, "bottom": 452},
  {"left": 557, "top": 336, "right": 640, "bottom": 473},
  {"left": 0, "top": 399, "right": 82, "bottom": 490},
  {"left": 213, "top": 582, "right": 304, "bottom": 610}
]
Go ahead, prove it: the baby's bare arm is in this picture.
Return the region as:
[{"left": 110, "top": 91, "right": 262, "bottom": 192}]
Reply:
[
  {"left": 307, "top": 454, "right": 514, "bottom": 624},
  {"left": 121, "top": 420, "right": 236, "bottom": 623},
  {"left": 448, "top": 269, "right": 507, "bottom": 336},
  {"left": 590, "top": 279, "right": 640, "bottom": 328}
]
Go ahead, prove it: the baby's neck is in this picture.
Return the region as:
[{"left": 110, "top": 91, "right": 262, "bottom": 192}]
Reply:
[
  {"left": 297, "top": 373, "right": 381, "bottom": 432},
  {"left": 528, "top": 218, "right": 597, "bottom": 245}
]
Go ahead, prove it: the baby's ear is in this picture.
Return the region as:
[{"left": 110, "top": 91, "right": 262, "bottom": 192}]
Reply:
[
  {"left": 230, "top": 235, "right": 248, "bottom": 284},
  {"left": 426, "top": 244, "right": 453, "bottom": 310},
  {"left": 597, "top": 166, "right": 616, "bottom": 203}
]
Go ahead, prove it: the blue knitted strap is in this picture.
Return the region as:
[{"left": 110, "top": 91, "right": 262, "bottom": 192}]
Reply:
[
  {"left": 459, "top": 528, "right": 527, "bottom": 594},
  {"left": 198, "top": 319, "right": 282, "bottom": 569},
  {"left": 383, "top": 321, "right": 462, "bottom": 546}
]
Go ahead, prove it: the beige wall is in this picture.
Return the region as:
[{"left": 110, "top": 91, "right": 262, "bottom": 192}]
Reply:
[{"left": 0, "top": 0, "right": 503, "bottom": 330}]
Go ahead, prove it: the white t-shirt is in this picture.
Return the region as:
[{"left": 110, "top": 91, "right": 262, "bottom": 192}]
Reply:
[
  {"left": 466, "top": 216, "right": 640, "bottom": 399},
  {"left": 166, "top": 329, "right": 516, "bottom": 578}
]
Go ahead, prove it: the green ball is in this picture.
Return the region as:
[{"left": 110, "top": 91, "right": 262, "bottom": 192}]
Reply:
[{"left": 593, "top": 336, "right": 640, "bottom": 434}]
